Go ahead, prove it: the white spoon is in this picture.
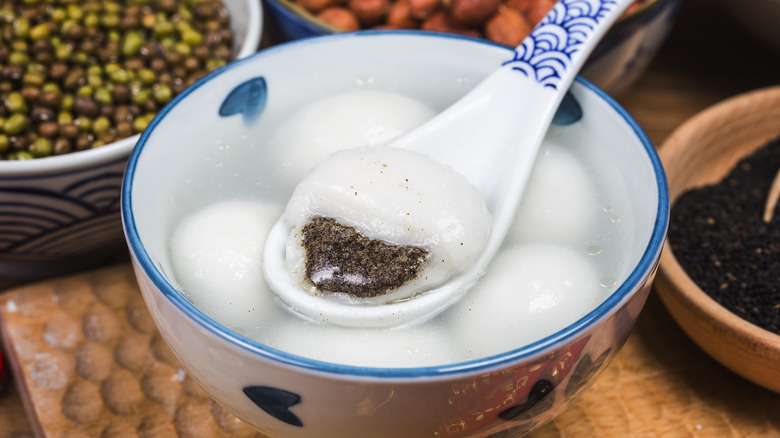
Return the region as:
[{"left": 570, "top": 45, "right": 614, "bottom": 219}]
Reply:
[{"left": 264, "top": 0, "right": 635, "bottom": 328}]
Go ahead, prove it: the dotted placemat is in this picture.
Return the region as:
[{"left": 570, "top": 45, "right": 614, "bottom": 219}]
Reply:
[
  {"left": 4, "top": 264, "right": 780, "bottom": 438},
  {"left": 0, "top": 264, "right": 267, "bottom": 438}
]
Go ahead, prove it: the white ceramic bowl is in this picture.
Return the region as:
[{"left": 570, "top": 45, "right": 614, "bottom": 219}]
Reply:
[
  {"left": 122, "top": 32, "right": 669, "bottom": 437},
  {"left": 0, "top": 0, "right": 262, "bottom": 284}
]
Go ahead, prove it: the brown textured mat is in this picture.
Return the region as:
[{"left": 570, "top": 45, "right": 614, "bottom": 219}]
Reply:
[
  {"left": 0, "top": 264, "right": 266, "bottom": 438},
  {"left": 2, "top": 263, "right": 780, "bottom": 437}
]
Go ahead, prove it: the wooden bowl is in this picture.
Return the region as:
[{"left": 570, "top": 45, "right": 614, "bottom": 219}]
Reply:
[{"left": 655, "top": 86, "right": 780, "bottom": 393}]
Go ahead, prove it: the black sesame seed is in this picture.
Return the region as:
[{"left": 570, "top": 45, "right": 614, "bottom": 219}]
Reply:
[{"left": 668, "top": 135, "right": 780, "bottom": 334}]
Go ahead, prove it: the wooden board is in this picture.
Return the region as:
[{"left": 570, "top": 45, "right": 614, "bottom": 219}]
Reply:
[
  {"left": 2, "top": 263, "right": 780, "bottom": 438},
  {"left": 0, "top": 264, "right": 267, "bottom": 438}
]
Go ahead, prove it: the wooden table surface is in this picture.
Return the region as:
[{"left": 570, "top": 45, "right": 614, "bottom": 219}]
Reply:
[{"left": 2, "top": 0, "right": 780, "bottom": 436}]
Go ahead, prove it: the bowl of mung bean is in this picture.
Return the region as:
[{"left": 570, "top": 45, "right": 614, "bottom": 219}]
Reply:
[
  {"left": 655, "top": 85, "right": 780, "bottom": 394},
  {"left": 0, "top": 0, "right": 262, "bottom": 285}
]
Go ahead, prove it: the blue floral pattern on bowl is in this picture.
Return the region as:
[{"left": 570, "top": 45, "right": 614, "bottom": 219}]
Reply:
[
  {"left": 219, "top": 77, "right": 268, "bottom": 123},
  {"left": 243, "top": 385, "right": 303, "bottom": 427}
]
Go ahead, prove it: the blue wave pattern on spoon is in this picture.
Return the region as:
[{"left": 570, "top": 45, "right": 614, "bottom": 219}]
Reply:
[{"left": 503, "top": 0, "right": 619, "bottom": 89}]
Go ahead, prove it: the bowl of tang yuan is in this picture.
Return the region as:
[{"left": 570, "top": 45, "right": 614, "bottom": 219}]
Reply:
[{"left": 121, "top": 31, "right": 669, "bottom": 437}]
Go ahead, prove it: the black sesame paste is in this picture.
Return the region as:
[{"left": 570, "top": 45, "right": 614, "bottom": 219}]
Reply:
[
  {"left": 668, "top": 135, "right": 780, "bottom": 334},
  {"left": 301, "top": 217, "right": 429, "bottom": 298}
]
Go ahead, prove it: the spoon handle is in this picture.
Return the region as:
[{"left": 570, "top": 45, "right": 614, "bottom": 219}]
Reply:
[
  {"left": 502, "top": 0, "right": 632, "bottom": 91},
  {"left": 479, "top": 0, "right": 635, "bottom": 254},
  {"left": 391, "top": 0, "right": 634, "bottom": 280},
  {"left": 394, "top": 0, "right": 633, "bottom": 204}
]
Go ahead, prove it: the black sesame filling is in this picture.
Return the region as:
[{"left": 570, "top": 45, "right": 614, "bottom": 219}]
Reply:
[{"left": 301, "top": 217, "right": 429, "bottom": 298}]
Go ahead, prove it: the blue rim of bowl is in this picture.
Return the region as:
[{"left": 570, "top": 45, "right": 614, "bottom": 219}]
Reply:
[{"left": 121, "top": 30, "right": 670, "bottom": 380}]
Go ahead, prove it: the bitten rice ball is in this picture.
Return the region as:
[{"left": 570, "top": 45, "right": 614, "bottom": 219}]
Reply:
[{"left": 282, "top": 146, "right": 492, "bottom": 304}]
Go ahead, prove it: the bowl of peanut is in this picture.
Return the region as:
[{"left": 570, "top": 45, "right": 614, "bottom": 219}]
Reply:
[{"left": 262, "top": 0, "right": 680, "bottom": 96}]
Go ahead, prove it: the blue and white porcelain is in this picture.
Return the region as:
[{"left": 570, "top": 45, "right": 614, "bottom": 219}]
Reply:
[
  {"left": 0, "top": 0, "right": 262, "bottom": 284},
  {"left": 122, "top": 31, "right": 669, "bottom": 437},
  {"left": 262, "top": 0, "right": 680, "bottom": 96}
]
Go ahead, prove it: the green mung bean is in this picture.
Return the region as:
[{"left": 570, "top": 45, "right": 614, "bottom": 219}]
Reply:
[
  {"left": 29, "top": 136, "right": 50, "bottom": 157},
  {"left": 0, "top": 0, "right": 236, "bottom": 159},
  {"left": 5, "top": 91, "right": 28, "bottom": 112},
  {"left": 4, "top": 113, "right": 27, "bottom": 134}
]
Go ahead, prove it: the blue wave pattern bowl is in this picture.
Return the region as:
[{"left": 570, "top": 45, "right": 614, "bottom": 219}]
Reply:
[
  {"left": 263, "top": 0, "right": 680, "bottom": 96},
  {"left": 0, "top": 0, "right": 262, "bottom": 284},
  {"left": 123, "top": 31, "right": 668, "bottom": 437},
  {"left": 0, "top": 145, "right": 129, "bottom": 281}
]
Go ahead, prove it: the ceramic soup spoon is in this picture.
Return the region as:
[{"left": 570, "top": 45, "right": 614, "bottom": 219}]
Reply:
[{"left": 264, "top": 0, "right": 635, "bottom": 328}]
